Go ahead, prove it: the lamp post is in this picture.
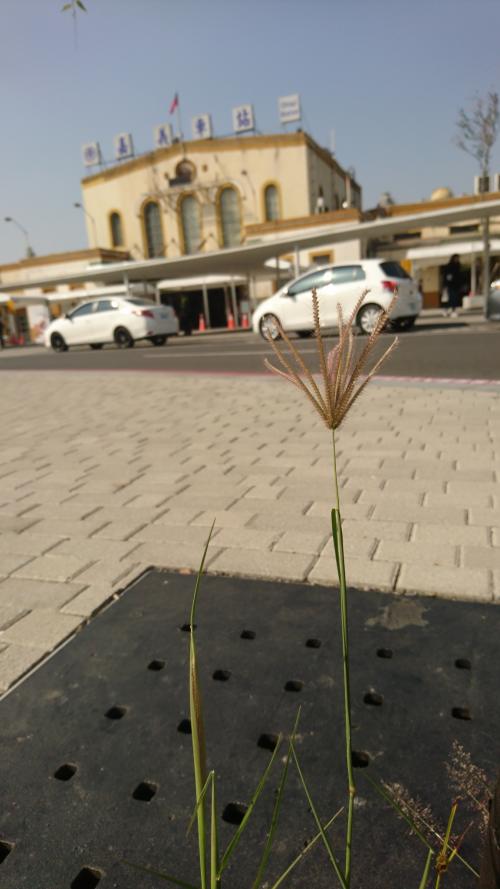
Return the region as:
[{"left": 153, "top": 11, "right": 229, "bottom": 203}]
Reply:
[
  {"left": 4, "top": 217, "right": 35, "bottom": 257},
  {"left": 73, "top": 202, "right": 98, "bottom": 248}
]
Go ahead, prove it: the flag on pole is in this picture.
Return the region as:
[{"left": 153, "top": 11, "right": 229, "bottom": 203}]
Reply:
[{"left": 169, "top": 93, "right": 179, "bottom": 114}]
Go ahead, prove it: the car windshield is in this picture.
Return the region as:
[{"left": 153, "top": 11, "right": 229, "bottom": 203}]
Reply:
[
  {"left": 125, "top": 297, "right": 155, "bottom": 306},
  {"left": 379, "top": 261, "right": 411, "bottom": 279}
]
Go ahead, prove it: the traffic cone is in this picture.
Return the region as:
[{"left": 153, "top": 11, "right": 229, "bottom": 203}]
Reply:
[
  {"left": 227, "top": 312, "right": 235, "bottom": 330},
  {"left": 241, "top": 313, "right": 249, "bottom": 329},
  {"left": 198, "top": 314, "right": 206, "bottom": 332}
]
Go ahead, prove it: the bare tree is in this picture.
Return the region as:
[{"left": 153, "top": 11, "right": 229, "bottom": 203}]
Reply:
[{"left": 456, "top": 91, "right": 499, "bottom": 179}]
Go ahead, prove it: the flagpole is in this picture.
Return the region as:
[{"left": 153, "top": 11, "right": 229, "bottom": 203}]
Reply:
[{"left": 176, "top": 95, "right": 183, "bottom": 144}]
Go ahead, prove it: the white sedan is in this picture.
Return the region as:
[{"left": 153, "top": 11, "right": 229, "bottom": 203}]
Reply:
[{"left": 44, "top": 297, "right": 178, "bottom": 351}]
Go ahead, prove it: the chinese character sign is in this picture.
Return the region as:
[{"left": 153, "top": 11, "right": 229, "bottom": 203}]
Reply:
[
  {"left": 113, "top": 132, "right": 134, "bottom": 161},
  {"left": 232, "top": 104, "right": 254, "bottom": 134},
  {"left": 191, "top": 114, "right": 213, "bottom": 140},
  {"left": 82, "top": 142, "right": 101, "bottom": 167},
  {"left": 154, "top": 123, "right": 173, "bottom": 148},
  {"left": 278, "top": 94, "right": 301, "bottom": 124}
]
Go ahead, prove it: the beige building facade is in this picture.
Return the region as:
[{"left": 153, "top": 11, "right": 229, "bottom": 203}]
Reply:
[{"left": 80, "top": 131, "right": 362, "bottom": 260}]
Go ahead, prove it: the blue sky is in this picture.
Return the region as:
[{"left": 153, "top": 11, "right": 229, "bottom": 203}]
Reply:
[{"left": 1, "top": 0, "right": 499, "bottom": 263}]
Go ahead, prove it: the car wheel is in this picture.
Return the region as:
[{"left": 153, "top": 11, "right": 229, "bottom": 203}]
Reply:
[
  {"left": 90, "top": 343, "right": 103, "bottom": 350},
  {"left": 151, "top": 335, "right": 167, "bottom": 346},
  {"left": 398, "top": 316, "right": 417, "bottom": 330},
  {"left": 50, "top": 332, "right": 68, "bottom": 352},
  {"left": 357, "top": 303, "right": 384, "bottom": 335},
  {"left": 259, "top": 314, "right": 281, "bottom": 341},
  {"left": 296, "top": 330, "right": 312, "bottom": 338},
  {"left": 114, "top": 326, "right": 134, "bottom": 348}
]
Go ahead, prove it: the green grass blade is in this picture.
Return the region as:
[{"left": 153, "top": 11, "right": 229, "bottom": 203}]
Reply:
[
  {"left": 267, "top": 808, "right": 344, "bottom": 889},
  {"left": 291, "top": 743, "right": 347, "bottom": 889},
  {"left": 417, "top": 849, "right": 434, "bottom": 889},
  {"left": 187, "top": 771, "right": 214, "bottom": 837},
  {"left": 189, "top": 521, "right": 216, "bottom": 889},
  {"left": 211, "top": 770, "right": 220, "bottom": 889},
  {"left": 363, "top": 775, "right": 433, "bottom": 851},
  {"left": 218, "top": 735, "right": 283, "bottom": 876},
  {"left": 123, "top": 860, "right": 200, "bottom": 888},
  {"left": 251, "top": 710, "right": 301, "bottom": 889}
]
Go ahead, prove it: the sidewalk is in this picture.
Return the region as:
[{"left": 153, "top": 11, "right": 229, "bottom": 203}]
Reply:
[{"left": 0, "top": 369, "right": 499, "bottom": 695}]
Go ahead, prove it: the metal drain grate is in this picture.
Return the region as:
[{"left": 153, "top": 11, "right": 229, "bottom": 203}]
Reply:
[{"left": 0, "top": 570, "right": 496, "bottom": 888}]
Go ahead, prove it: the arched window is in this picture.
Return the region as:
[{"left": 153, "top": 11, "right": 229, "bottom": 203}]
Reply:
[
  {"left": 219, "top": 187, "right": 241, "bottom": 247},
  {"left": 143, "top": 201, "right": 164, "bottom": 257},
  {"left": 109, "top": 212, "right": 124, "bottom": 247},
  {"left": 180, "top": 195, "right": 201, "bottom": 254},
  {"left": 264, "top": 184, "right": 280, "bottom": 221}
]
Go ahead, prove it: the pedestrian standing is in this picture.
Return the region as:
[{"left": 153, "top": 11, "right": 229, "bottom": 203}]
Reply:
[
  {"left": 0, "top": 315, "right": 5, "bottom": 348},
  {"left": 442, "top": 253, "right": 462, "bottom": 317}
]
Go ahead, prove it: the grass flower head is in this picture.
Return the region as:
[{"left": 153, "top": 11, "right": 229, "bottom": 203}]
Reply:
[{"left": 264, "top": 289, "right": 398, "bottom": 429}]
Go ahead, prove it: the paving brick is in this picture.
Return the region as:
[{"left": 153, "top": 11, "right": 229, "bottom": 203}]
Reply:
[
  {"left": 412, "top": 523, "right": 490, "bottom": 546},
  {"left": 12, "top": 554, "right": 93, "bottom": 583},
  {"left": 191, "top": 509, "right": 256, "bottom": 529},
  {"left": 161, "top": 494, "right": 238, "bottom": 511},
  {"left": 462, "top": 546, "right": 500, "bottom": 570},
  {"left": 0, "top": 516, "right": 40, "bottom": 534},
  {"left": 374, "top": 540, "right": 457, "bottom": 568},
  {"left": 467, "top": 507, "right": 499, "bottom": 527},
  {"left": 61, "top": 584, "right": 117, "bottom": 618},
  {"left": 230, "top": 498, "right": 310, "bottom": 517},
  {"left": 248, "top": 513, "right": 330, "bottom": 535},
  {"left": 1, "top": 608, "right": 83, "bottom": 651},
  {"left": 0, "top": 604, "right": 30, "bottom": 632},
  {"left": 213, "top": 527, "right": 279, "bottom": 551},
  {"left": 153, "top": 507, "right": 204, "bottom": 526},
  {"left": 0, "top": 552, "right": 35, "bottom": 575},
  {"left": 0, "top": 644, "right": 47, "bottom": 692},
  {"left": 125, "top": 542, "right": 221, "bottom": 573},
  {"left": 129, "top": 523, "right": 218, "bottom": 546},
  {"left": 73, "top": 558, "right": 141, "bottom": 587},
  {"left": 425, "top": 491, "right": 494, "bottom": 509},
  {"left": 50, "top": 538, "right": 140, "bottom": 561},
  {"left": 91, "top": 519, "right": 148, "bottom": 541},
  {"left": 209, "top": 548, "right": 314, "bottom": 582},
  {"left": 0, "top": 578, "right": 84, "bottom": 610},
  {"left": 244, "top": 485, "right": 286, "bottom": 501},
  {"left": 0, "top": 533, "right": 65, "bottom": 557},
  {"left": 342, "top": 519, "right": 411, "bottom": 542},
  {"left": 306, "top": 501, "right": 372, "bottom": 520},
  {"left": 273, "top": 530, "right": 330, "bottom": 555},
  {"left": 26, "top": 517, "right": 108, "bottom": 538},
  {"left": 308, "top": 555, "right": 398, "bottom": 591},
  {"left": 27, "top": 503, "right": 101, "bottom": 521},
  {"left": 372, "top": 504, "right": 466, "bottom": 525},
  {"left": 396, "top": 564, "right": 491, "bottom": 601}
]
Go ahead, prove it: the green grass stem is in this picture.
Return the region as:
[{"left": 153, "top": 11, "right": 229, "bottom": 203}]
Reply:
[
  {"left": 267, "top": 808, "right": 344, "bottom": 889},
  {"left": 331, "top": 430, "right": 356, "bottom": 886},
  {"left": 418, "top": 850, "right": 434, "bottom": 889},
  {"left": 291, "top": 741, "right": 347, "bottom": 889},
  {"left": 251, "top": 710, "right": 301, "bottom": 889}
]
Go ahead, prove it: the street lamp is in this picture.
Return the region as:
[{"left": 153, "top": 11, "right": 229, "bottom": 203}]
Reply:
[
  {"left": 4, "top": 217, "right": 35, "bottom": 257},
  {"left": 73, "top": 202, "right": 98, "bottom": 248}
]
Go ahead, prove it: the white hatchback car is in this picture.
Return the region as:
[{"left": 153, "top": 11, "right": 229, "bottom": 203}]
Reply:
[
  {"left": 252, "top": 259, "right": 422, "bottom": 338},
  {"left": 44, "top": 297, "right": 178, "bottom": 351}
]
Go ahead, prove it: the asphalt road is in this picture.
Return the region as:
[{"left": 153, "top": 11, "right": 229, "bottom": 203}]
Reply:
[{"left": 1, "top": 316, "right": 500, "bottom": 380}]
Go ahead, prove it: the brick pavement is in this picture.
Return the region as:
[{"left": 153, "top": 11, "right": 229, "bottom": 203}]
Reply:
[{"left": 0, "top": 370, "right": 499, "bottom": 693}]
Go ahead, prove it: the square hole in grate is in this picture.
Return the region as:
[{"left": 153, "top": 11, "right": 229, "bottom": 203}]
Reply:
[
  {"left": 54, "top": 763, "right": 77, "bottom": 782},
  {"left": 70, "top": 866, "right": 103, "bottom": 889},
  {"left": 132, "top": 781, "right": 158, "bottom": 802},
  {"left": 0, "top": 841, "right": 14, "bottom": 864}
]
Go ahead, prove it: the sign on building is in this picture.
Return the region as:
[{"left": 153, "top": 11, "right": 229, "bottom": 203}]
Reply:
[
  {"left": 114, "top": 132, "right": 134, "bottom": 161},
  {"left": 82, "top": 142, "right": 102, "bottom": 167},
  {"left": 154, "top": 123, "right": 173, "bottom": 148},
  {"left": 232, "top": 104, "right": 254, "bottom": 134},
  {"left": 278, "top": 94, "right": 301, "bottom": 124},
  {"left": 192, "top": 114, "right": 213, "bottom": 140}
]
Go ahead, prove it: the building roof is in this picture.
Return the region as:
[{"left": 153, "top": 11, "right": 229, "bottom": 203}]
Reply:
[
  {"left": 81, "top": 130, "right": 361, "bottom": 191},
  {"left": 2, "top": 197, "right": 500, "bottom": 293}
]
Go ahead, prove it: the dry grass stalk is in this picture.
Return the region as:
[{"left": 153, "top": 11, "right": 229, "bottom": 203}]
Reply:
[
  {"left": 446, "top": 740, "right": 491, "bottom": 836},
  {"left": 264, "top": 289, "right": 398, "bottom": 429}
]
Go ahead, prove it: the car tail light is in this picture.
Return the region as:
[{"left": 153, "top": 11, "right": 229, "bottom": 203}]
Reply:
[
  {"left": 133, "top": 309, "right": 155, "bottom": 318},
  {"left": 381, "top": 280, "right": 398, "bottom": 293}
]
